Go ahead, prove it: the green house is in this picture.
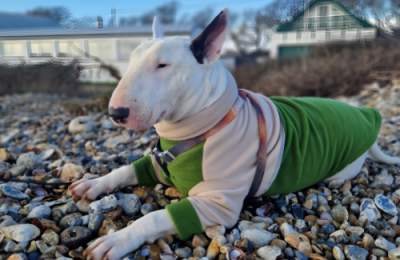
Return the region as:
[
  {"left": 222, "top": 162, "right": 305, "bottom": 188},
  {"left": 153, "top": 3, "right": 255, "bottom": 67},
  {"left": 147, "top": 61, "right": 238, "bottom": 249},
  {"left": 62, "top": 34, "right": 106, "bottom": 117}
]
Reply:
[{"left": 269, "top": 0, "right": 377, "bottom": 59}]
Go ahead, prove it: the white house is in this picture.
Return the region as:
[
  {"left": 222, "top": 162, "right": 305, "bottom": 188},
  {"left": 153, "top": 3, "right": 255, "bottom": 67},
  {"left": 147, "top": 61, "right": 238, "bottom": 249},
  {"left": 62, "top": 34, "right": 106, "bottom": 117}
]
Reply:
[
  {"left": 269, "top": 0, "right": 377, "bottom": 59},
  {"left": 0, "top": 25, "right": 190, "bottom": 82}
]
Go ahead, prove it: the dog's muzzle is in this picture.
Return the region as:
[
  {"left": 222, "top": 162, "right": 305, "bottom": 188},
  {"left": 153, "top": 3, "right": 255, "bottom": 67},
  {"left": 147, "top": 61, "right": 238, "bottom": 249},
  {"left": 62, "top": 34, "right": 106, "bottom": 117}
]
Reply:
[{"left": 109, "top": 107, "right": 130, "bottom": 124}]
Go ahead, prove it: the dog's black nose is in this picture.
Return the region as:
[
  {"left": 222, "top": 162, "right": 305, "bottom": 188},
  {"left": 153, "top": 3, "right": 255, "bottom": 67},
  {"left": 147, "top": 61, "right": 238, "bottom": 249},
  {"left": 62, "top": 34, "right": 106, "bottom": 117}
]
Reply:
[{"left": 109, "top": 107, "right": 130, "bottom": 123}]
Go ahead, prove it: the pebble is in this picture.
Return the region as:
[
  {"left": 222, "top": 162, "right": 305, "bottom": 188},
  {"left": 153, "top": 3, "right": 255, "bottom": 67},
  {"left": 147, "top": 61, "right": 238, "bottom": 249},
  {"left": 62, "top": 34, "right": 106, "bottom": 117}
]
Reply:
[
  {"left": 0, "top": 148, "right": 10, "bottom": 162},
  {"left": 68, "top": 116, "right": 96, "bottom": 134},
  {"left": 205, "top": 225, "right": 225, "bottom": 239},
  {"left": 371, "top": 169, "right": 394, "bottom": 188},
  {"left": 59, "top": 213, "right": 83, "bottom": 228},
  {"left": 192, "top": 234, "right": 209, "bottom": 247},
  {"left": 344, "top": 245, "right": 368, "bottom": 260},
  {"left": 374, "top": 194, "right": 398, "bottom": 216},
  {"left": 88, "top": 213, "right": 104, "bottom": 232},
  {"left": 375, "top": 236, "right": 396, "bottom": 251},
  {"left": 360, "top": 198, "right": 381, "bottom": 223},
  {"left": 389, "top": 247, "right": 400, "bottom": 260},
  {"left": 257, "top": 245, "right": 282, "bottom": 260},
  {"left": 175, "top": 247, "right": 191, "bottom": 258},
  {"left": 41, "top": 229, "right": 59, "bottom": 245},
  {"left": 285, "top": 233, "right": 312, "bottom": 255},
  {"left": 140, "top": 203, "right": 154, "bottom": 215},
  {"left": 103, "top": 134, "right": 131, "bottom": 149},
  {"left": 27, "top": 205, "right": 51, "bottom": 219},
  {"left": 331, "top": 205, "right": 349, "bottom": 224},
  {"left": 60, "top": 226, "right": 92, "bottom": 248},
  {"left": 16, "top": 152, "right": 41, "bottom": 170},
  {"left": 0, "top": 215, "right": 16, "bottom": 227},
  {"left": 0, "top": 224, "right": 40, "bottom": 242},
  {"left": 238, "top": 220, "right": 267, "bottom": 231},
  {"left": 241, "top": 229, "right": 276, "bottom": 248},
  {"left": 0, "top": 84, "right": 399, "bottom": 258},
  {"left": 116, "top": 193, "right": 141, "bottom": 216},
  {"left": 0, "top": 184, "right": 30, "bottom": 200},
  {"left": 206, "top": 238, "right": 222, "bottom": 259},
  {"left": 7, "top": 253, "right": 28, "bottom": 260},
  {"left": 193, "top": 246, "right": 206, "bottom": 257},
  {"left": 60, "top": 163, "right": 84, "bottom": 182},
  {"left": 362, "top": 233, "right": 375, "bottom": 249},
  {"left": 332, "top": 246, "right": 345, "bottom": 260},
  {"left": 89, "top": 195, "right": 118, "bottom": 213}
]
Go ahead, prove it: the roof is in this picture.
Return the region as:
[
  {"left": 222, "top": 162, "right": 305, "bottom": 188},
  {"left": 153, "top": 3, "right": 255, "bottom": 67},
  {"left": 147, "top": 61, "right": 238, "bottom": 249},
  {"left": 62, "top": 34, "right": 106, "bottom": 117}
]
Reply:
[
  {"left": 0, "top": 12, "right": 59, "bottom": 30},
  {"left": 276, "top": 0, "right": 375, "bottom": 32},
  {"left": 0, "top": 25, "right": 191, "bottom": 40}
]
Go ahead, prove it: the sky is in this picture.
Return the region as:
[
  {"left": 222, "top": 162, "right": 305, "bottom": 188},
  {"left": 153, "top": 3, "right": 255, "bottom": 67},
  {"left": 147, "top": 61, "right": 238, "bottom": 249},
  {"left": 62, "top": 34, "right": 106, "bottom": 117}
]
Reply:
[{"left": 0, "top": 0, "right": 273, "bottom": 19}]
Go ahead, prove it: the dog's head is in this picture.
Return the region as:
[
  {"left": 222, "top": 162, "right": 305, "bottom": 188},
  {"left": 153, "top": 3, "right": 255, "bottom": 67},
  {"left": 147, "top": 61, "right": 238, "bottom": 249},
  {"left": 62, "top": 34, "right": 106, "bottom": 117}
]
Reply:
[{"left": 108, "top": 10, "right": 228, "bottom": 131}]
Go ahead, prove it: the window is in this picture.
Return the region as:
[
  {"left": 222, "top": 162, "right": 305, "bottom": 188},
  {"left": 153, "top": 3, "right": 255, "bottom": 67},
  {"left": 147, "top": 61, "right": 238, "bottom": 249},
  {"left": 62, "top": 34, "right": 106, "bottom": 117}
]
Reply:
[
  {"left": 117, "top": 39, "right": 139, "bottom": 61},
  {"left": 58, "top": 40, "right": 82, "bottom": 57},
  {"left": 319, "top": 17, "right": 329, "bottom": 30},
  {"left": 0, "top": 41, "right": 26, "bottom": 57},
  {"left": 307, "top": 18, "right": 316, "bottom": 31},
  {"left": 30, "top": 40, "right": 53, "bottom": 57},
  {"left": 319, "top": 5, "right": 328, "bottom": 17},
  {"left": 88, "top": 39, "right": 115, "bottom": 60}
]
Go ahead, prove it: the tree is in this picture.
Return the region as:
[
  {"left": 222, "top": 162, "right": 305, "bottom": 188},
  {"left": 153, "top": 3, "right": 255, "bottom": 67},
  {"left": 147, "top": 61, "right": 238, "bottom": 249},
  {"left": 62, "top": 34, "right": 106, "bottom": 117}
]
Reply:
[
  {"left": 229, "top": 0, "right": 302, "bottom": 55},
  {"left": 140, "top": 1, "right": 179, "bottom": 25},
  {"left": 26, "top": 6, "right": 71, "bottom": 25},
  {"left": 191, "top": 7, "right": 214, "bottom": 29}
]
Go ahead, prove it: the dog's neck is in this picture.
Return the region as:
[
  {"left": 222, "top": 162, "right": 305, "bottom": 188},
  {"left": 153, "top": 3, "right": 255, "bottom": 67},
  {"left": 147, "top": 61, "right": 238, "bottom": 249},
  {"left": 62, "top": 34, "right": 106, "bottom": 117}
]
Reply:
[{"left": 155, "top": 63, "right": 238, "bottom": 140}]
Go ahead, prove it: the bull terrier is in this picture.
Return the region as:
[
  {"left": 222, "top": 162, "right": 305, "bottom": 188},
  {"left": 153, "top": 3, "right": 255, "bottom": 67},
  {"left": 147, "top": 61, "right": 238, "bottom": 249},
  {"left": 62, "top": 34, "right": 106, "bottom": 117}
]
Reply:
[{"left": 69, "top": 10, "right": 400, "bottom": 260}]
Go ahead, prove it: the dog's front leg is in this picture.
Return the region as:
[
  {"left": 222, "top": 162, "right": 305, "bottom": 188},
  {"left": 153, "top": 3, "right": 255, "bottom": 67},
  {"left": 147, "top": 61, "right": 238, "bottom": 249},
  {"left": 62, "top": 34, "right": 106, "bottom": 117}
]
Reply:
[
  {"left": 83, "top": 209, "right": 175, "bottom": 260},
  {"left": 69, "top": 165, "right": 137, "bottom": 201}
]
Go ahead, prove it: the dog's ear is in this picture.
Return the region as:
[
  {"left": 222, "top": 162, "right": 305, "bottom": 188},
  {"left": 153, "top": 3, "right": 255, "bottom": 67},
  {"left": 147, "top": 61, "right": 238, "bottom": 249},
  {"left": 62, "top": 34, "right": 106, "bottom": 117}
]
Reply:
[
  {"left": 152, "top": 16, "right": 164, "bottom": 39},
  {"left": 190, "top": 9, "right": 228, "bottom": 64}
]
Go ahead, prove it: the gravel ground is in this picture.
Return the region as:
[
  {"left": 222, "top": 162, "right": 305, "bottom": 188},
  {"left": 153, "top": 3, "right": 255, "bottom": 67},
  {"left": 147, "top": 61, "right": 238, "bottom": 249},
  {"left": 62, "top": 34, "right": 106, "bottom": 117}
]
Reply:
[{"left": 0, "top": 80, "right": 400, "bottom": 260}]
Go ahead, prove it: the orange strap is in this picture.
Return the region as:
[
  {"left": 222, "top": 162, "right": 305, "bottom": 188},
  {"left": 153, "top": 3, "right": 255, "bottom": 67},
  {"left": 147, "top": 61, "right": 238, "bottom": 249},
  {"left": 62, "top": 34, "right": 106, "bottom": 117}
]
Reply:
[{"left": 151, "top": 89, "right": 275, "bottom": 197}]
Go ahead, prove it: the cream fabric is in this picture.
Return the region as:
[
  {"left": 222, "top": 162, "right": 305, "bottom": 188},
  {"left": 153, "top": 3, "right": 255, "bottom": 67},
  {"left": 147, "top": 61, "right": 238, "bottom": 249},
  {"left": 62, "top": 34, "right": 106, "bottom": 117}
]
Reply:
[{"left": 156, "top": 73, "right": 285, "bottom": 228}]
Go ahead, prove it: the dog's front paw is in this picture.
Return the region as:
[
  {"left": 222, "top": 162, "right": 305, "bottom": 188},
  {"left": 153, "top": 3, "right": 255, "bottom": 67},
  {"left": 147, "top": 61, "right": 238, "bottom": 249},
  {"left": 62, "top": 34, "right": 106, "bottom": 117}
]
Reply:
[
  {"left": 68, "top": 177, "right": 111, "bottom": 201},
  {"left": 83, "top": 227, "right": 143, "bottom": 260}
]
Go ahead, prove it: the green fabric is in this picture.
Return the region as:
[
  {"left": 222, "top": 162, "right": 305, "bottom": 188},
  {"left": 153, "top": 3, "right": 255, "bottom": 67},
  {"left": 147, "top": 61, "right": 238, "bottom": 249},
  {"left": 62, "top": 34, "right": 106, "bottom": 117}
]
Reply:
[
  {"left": 133, "top": 140, "right": 205, "bottom": 239},
  {"left": 160, "top": 138, "right": 204, "bottom": 196},
  {"left": 133, "top": 155, "right": 158, "bottom": 187},
  {"left": 166, "top": 198, "right": 203, "bottom": 240},
  {"left": 266, "top": 97, "right": 381, "bottom": 195}
]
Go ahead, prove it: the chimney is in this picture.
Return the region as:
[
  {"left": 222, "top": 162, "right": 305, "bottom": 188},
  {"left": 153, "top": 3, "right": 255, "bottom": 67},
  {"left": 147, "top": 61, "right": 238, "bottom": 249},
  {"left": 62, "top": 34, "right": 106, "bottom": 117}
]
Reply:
[{"left": 97, "top": 16, "right": 103, "bottom": 29}]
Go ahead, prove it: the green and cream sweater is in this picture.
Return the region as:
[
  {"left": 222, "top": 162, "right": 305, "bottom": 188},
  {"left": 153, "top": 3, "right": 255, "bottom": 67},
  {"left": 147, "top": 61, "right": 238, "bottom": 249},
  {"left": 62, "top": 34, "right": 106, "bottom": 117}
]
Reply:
[{"left": 133, "top": 84, "right": 381, "bottom": 240}]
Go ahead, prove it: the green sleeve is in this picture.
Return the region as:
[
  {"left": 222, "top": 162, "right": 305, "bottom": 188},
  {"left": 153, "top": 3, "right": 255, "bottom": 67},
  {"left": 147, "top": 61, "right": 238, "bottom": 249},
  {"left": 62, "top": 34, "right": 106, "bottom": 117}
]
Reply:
[
  {"left": 132, "top": 155, "right": 158, "bottom": 187},
  {"left": 166, "top": 198, "right": 203, "bottom": 240}
]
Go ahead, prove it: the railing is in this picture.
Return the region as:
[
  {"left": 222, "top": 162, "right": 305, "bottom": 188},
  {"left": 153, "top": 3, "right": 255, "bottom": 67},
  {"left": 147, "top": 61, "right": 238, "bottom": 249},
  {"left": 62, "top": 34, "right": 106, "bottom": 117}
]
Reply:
[
  {"left": 273, "top": 28, "right": 376, "bottom": 45},
  {"left": 291, "top": 15, "right": 369, "bottom": 32}
]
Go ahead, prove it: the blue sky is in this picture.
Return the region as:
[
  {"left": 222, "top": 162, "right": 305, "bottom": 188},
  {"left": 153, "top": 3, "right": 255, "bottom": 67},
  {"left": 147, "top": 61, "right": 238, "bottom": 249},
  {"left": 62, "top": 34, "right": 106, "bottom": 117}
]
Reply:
[{"left": 1, "top": 0, "right": 273, "bottom": 18}]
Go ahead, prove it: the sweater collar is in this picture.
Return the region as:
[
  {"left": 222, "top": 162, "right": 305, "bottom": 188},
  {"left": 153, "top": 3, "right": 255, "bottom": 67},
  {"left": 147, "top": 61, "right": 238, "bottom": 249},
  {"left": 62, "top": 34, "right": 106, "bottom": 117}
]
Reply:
[{"left": 155, "top": 74, "right": 239, "bottom": 141}]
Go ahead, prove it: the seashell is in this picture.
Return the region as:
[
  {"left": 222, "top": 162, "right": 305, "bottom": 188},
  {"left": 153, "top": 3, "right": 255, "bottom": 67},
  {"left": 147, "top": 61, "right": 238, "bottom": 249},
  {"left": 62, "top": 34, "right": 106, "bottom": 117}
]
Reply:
[
  {"left": 374, "top": 194, "right": 398, "bottom": 216},
  {"left": 0, "top": 184, "right": 29, "bottom": 200}
]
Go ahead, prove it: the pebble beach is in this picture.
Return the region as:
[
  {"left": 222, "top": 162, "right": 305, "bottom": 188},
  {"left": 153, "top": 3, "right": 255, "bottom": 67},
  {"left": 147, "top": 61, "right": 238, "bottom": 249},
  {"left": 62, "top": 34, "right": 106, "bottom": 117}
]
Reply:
[{"left": 0, "top": 80, "right": 400, "bottom": 260}]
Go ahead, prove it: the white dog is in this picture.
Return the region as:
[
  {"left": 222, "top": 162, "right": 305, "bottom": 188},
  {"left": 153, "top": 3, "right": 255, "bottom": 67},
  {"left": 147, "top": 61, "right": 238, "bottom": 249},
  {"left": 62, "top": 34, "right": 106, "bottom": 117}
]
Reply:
[{"left": 69, "top": 10, "right": 400, "bottom": 260}]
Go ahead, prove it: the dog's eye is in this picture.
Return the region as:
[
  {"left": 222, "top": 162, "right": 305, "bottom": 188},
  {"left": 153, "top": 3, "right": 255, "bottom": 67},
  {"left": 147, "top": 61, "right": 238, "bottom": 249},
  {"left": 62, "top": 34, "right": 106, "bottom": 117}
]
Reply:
[{"left": 157, "top": 63, "right": 169, "bottom": 69}]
